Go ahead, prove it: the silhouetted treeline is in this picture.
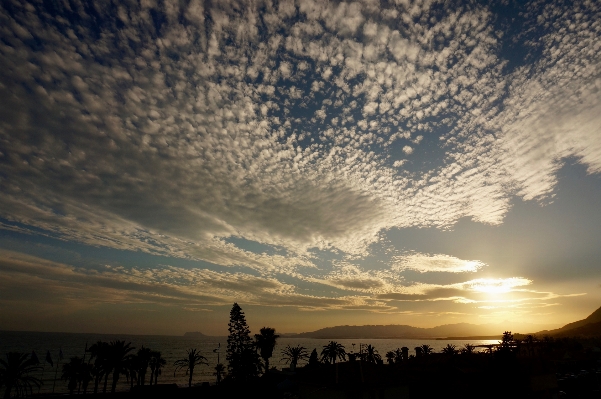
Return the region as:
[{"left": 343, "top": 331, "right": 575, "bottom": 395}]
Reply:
[{"left": 2, "top": 307, "right": 601, "bottom": 398}]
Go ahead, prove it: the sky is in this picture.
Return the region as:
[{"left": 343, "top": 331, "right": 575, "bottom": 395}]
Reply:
[{"left": 0, "top": 0, "right": 600, "bottom": 336}]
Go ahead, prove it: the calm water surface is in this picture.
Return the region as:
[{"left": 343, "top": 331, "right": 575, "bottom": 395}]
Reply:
[{"left": 0, "top": 331, "right": 497, "bottom": 393}]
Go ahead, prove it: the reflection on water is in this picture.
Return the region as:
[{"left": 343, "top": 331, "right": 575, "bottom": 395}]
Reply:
[{"left": 0, "top": 331, "right": 498, "bottom": 393}]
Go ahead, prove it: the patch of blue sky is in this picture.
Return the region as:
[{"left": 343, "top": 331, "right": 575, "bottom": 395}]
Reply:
[
  {"left": 306, "top": 247, "right": 346, "bottom": 267},
  {"left": 383, "top": 160, "right": 601, "bottom": 284},
  {"left": 0, "top": 218, "right": 63, "bottom": 238},
  {"left": 488, "top": 0, "right": 546, "bottom": 74},
  {"left": 387, "top": 125, "right": 450, "bottom": 175},
  {"left": 273, "top": 271, "right": 352, "bottom": 298},
  {"left": 223, "top": 236, "right": 288, "bottom": 257},
  {"left": 0, "top": 225, "right": 227, "bottom": 274}
]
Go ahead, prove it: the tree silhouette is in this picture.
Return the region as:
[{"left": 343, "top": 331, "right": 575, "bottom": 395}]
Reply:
[
  {"left": 441, "top": 344, "right": 458, "bottom": 356},
  {"left": 308, "top": 349, "right": 319, "bottom": 368},
  {"left": 524, "top": 335, "right": 537, "bottom": 357},
  {"left": 362, "top": 345, "right": 381, "bottom": 364},
  {"left": 254, "top": 327, "right": 279, "bottom": 373},
  {"left": 420, "top": 344, "right": 433, "bottom": 355},
  {"left": 281, "top": 345, "right": 309, "bottom": 370},
  {"left": 80, "top": 362, "right": 93, "bottom": 394},
  {"left": 107, "top": 340, "right": 135, "bottom": 394},
  {"left": 226, "top": 303, "right": 261, "bottom": 382},
  {"left": 62, "top": 357, "right": 85, "bottom": 395},
  {"left": 173, "top": 349, "right": 207, "bottom": 388},
  {"left": 320, "top": 341, "right": 346, "bottom": 364},
  {"left": 135, "top": 346, "right": 151, "bottom": 386},
  {"left": 461, "top": 344, "right": 475, "bottom": 355},
  {"left": 0, "top": 352, "right": 42, "bottom": 398},
  {"left": 498, "top": 331, "right": 515, "bottom": 355},
  {"left": 385, "top": 348, "right": 404, "bottom": 364},
  {"left": 394, "top": 348, "right": 403, "bottom": 363},
  {"left": 124, "top": 355, "right": 138, "bottom": 390},
  {"left": 87, "top": 341, "right": 109, "bottom": 394},
  {"left": 385, "top": 351, "right": 395, "bottom": 365},
  {"left": 149, "top": 351, "right": 166, "bottom": 385},
  {"left": 213, "top": 363, "right": 225, "bottom": 385}
]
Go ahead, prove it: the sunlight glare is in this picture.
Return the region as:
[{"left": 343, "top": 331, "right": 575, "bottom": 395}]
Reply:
[{"left": 466, "top": 277, "right": 532, "bottom": 294}]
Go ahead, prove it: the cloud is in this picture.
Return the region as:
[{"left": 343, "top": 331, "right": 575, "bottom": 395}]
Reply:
[
  {"left": 463, "top": 278, "right": 532, "bottom": 294},
  {"left": 0, "top": 249, "right": 393, "bottom": 313},
  {"left": 0, "top": 0, "right": 599, "bottom": 325},
  {"left": 393, "top": 253, "right": 485, "bottom": 273},
  {"left": 0, "top": 0, "right": 516, "bottom": 262}
]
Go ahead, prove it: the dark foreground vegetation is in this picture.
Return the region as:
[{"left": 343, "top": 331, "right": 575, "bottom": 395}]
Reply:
[{"left": 2, "top": 304, "right": 601, "bottom": 398}]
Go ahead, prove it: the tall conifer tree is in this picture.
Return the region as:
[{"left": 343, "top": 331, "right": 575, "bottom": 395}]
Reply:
[{"left": 226, "top": 303, "right": 261, "bottom": 382}]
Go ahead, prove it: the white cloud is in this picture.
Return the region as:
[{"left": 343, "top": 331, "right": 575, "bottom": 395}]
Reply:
[
  {"left": 393, "top": 253, "right": 485, "bottom": 273},
  {"left": 462, "top": 278, "right": 532, "bottom": 294},
  {"left": 0, "top": 0, "right": 599, "bottom": 310}
]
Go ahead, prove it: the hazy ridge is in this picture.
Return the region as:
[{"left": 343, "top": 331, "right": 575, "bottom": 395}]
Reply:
[
  {"left": 281, "top": 306, "right": 601, "bottom": 339},
  {"left": 534, "top": 305, "right": 601, "bottom": 337}
]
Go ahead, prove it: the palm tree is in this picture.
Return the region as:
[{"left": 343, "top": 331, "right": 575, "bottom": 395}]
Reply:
[
  {"left": 124, "top": 355, "right": 138, "bottom": 390},
  {"left": 395, "top": 348, "right": 405, "bottom": 363},
  {"left": 385, "top": 351, "right": 395, "bottom": 365},
  {"left": 173, "top": 348, "right": 207, "bottom": 388},
  {"left": 461, "top": 344, "right": 475, "bottom": 355},
  {"left": 87, "top": 341, "right": 109, "bottom": 394},
  {"left": 524, "top": 334, "right": 537, "bottom": 357},
  {"left": 363, "top": 345, "right": 381, "bottom": 364},
  {"left": 62, "top": 357, "right": 83, "bottom": 395},
  {"left": 213, "top": 363, "right": 225, "bottom": 385},
  {"left": 254, "top": 327, "right": 279, "bottom": 373},
  {"left": 281, "top": 345, "right": 309, "bottom": 370},
  {"left": 420, "top": 344, "right": 433, "bottom": 355},
  {"left": 441, "top": 344, "right": 458, "bottom": 356},
  {"left": 498, "top": 331, "right": 516, "bottom": 356},
  {"left": 320, "top": 341, "right": 346, "bottom": 364},
  {"left": 107, "top": 340, "right": 135, "bottom": 394},
  {"left": 149, "top": 351, "right": 166, "bottom": 385},
  {"left": 0, "top": 352, "right": 42, "bottom": 398},
  {"left": 80, "top": 362, "right": 93, "bottom": 394},
  {"left": 135, "top": 347, "right": 151, "bottom": 386},
  {"left": 308, "top": 349, "right": 319, "bottom": 367}
]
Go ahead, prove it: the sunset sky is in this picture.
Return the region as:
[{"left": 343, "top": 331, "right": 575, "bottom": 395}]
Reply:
[{"left": 1, "top": 0, "right": 600, "bottom": 336}]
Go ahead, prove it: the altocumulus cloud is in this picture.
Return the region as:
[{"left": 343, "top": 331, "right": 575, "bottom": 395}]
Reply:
[
  {"left": 0, "top": 0, "right": 599, "bottom": 317},
  {"left": 393, "top": 253, "right": 485, "bottom": 273}
]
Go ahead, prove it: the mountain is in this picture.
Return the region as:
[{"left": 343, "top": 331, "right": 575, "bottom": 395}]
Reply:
[
  {"left": 551, "top": 321, "right": 601, "bottom": 338},
  {"left": 183, "top": 331, "right": 207, "bottom": 337},
  {"left": 535, "top": 305, "right": 601, "bottom": 337},
  {"left": 291, "top": 325, "right": 426, "bottom": 339},
  {"left": 286, "top": 322, "right": 541, "bottom": 339},
  {"left": 283, "top": 306, "right": 601, "bottom": 339},
  {"left": 554, "top": 305, "right": 601, "bottom": 332}
]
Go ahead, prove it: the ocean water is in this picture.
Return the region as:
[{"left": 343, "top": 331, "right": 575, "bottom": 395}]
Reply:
[{"left": 0, "top": 330, "right": 497, "bottom": 394}]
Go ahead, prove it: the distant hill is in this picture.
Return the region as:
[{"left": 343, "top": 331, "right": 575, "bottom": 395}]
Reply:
[
  {"left": 183, "top": 331, "right": 207, "bottom": 337},
  {"left": 285, "top": 321, "right": 544, "bottom": 339},
  {"left": 551, "top": 320, "right": 601, "bottom": 338},
  {"left": 280, "top": 306, "right": 601, "bottom": 340},
  {"left": 535, "top": 305, "right": 601, "bottom": 337},
  {"left": 290, "top": 324, "right": 426, "bottom": 339}
]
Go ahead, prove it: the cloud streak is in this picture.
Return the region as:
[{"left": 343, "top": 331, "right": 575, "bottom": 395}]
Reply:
[{"left": 0, "top": 0, "right": 599, "bottom": 327}]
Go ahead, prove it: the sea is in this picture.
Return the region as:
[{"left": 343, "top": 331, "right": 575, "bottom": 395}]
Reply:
[{"left": 0, "top": 330, "right": 498, "bottom": 394}]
